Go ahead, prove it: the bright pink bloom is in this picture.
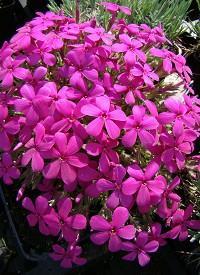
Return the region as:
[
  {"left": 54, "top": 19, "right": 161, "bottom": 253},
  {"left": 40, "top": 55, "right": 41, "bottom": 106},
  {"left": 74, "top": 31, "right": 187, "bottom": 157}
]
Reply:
[
  {"left": 48, "top": 198, "right": 87, "bottom": 242},
  {"left": 54, "top": 99, "right": 87, "bottom": 138},
  {"left": 90, "top": 207, "right": 135, "bottom": 252},
  {"left": 22, "top": 196, "right": 57, "bottom": 235},
  {"left": 22, "top": 123, "right": 54, "bottom": 171},
  {"left": 0, "top": 56, "right": 30, "bottom": 87},
  {"left": 100, "top": 2, "right": 131, "bottom": 15},
  {"left": 122, "top": 105, "right": 158, "bottom": 148},
  {"left": 159, "top": 97, "right": 193, "bottom": 127},
  {"left": 96, "top": 166, "right": 134, "bottom": 209},
  {"left": 149, "top": 223, "right": 167, "bottom": 246},
  {"left": 50, "top": 244, "right": 86, "bottom": 268},
  {"left": 10, "top": 24, "right": 45, "bottom": 50},
  {"left": 184, "top": 95, "right": 200, "bottom": 126},
  {"left": 160, "top": 121, "right": 197, "bottom": 172},
  {"left": 85, "top": 26, "right": 114, "bottom": 45},
  {"left": 112, "top": 34, "right": 146, "bottom": 64},
  {"left": 14, "top": 84, "right": 52, "bottom": 125},
  {"left": 86, "top": 131, "right": 119, "bottom": 173},
  {"left": 122, "top": 232, "right": 159, "bottom": 266},
  {"left": 28, "top": 41, "right": 56, "bottom": 66},
  {"left": 157, "top": 176, "right": 181, "bottom": 219},
  {"left": 81, "top": 96, "right": 126, "bottom": 139},
  {"left": 130, "top": 63, "right": 159, "bottom": 87},
  {"left": 66, "top": 48, "right": 98, "bottom": 83},
  {"left": 122, "top": 160, "right": 165, "bottom": 213},
  {"left": 0, "top": 153, "right": 20, "bottom": 185},
  {"left": 0, "top": 106, "right": 19, "bottom": 151},
  {"left": 139, "top": 24, "right": 167, "bottom": 44},
  {"left": 43, "top": 133, "right": 88, "bottom": 186},
  {"left": 166, "top": 205, "right": 200, "bottom": 241},
  {"left": 150, "top": 48, "right": 176, "bottom": 73}
]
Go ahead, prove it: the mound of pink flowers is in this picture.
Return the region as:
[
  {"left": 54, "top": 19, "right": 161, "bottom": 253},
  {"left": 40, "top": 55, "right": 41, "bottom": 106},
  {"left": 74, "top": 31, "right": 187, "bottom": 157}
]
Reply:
[{"left": 0, "top": 1, "right": 200, "bottom": 269}]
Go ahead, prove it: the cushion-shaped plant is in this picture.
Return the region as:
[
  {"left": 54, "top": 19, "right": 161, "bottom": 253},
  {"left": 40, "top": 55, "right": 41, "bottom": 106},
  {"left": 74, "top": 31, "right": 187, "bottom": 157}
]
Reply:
[{"left": 0, "top": 2, "right": 200, "bottom": 268}]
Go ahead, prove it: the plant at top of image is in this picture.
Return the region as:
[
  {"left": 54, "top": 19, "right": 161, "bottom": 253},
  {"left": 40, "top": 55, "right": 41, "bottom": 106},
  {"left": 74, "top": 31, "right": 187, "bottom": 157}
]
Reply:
[
  {"left": 48, "top": 0, "right": 192, "bottom": 40},
  {"left": 0, "top": 1, "right": 200, "bottom": 270}
]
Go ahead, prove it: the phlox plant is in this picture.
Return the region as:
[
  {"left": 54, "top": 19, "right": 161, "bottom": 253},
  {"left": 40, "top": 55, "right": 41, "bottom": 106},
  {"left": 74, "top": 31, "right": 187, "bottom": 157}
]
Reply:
[{"left": 0, "top": 1, "right": 200, "bottom": 269}]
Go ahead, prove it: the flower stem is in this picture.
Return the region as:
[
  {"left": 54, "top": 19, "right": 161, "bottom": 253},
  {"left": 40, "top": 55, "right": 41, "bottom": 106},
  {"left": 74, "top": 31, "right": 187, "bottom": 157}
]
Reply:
[{"left": 75, "top": 0, "right": 80, "bottom": 23}]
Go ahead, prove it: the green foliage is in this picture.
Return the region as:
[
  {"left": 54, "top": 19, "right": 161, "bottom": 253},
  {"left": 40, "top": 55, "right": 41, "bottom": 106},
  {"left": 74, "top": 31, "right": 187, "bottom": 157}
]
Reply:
[
  {"left": 196, "top": 0, "right": 200, "bottom": 10},
  {"left": 48, "top": 0, "right": 191, "bottom": 40}
]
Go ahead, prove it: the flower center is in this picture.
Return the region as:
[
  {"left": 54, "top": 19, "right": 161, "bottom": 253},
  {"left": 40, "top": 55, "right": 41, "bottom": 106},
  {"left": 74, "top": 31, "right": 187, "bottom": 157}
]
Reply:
[
  {"left": 110, "top": 228, "right": 116, "bottom": 235},
  {"left": 101, "top": 113, "right": 107, "bottom": 119}
]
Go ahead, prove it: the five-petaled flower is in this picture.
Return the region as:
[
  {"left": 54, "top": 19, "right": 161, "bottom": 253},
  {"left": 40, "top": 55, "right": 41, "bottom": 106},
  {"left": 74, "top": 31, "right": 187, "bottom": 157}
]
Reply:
[{"left": 90, "top": 207, "right": 135, "bottom": 252}]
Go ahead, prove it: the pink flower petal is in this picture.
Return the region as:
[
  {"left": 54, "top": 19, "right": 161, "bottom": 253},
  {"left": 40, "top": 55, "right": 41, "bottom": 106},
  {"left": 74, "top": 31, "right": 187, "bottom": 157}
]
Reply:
[
  {"left": 108, "top": 234, "right": 122, "bottom": 252},
  {"left": 117, "top": 225, "right": 135, "bottom": 240},
  {"left": 86, "top": 117, "right": 104, "bottom": 136},
  {"left": 90, "top": 215, "right": 111, "bottom": 231},
  {"left": 105, "top": 119, "right": 120, "bottom": 139},
  {"left": 144, "top": 241, "right": 159, "bottom": 252},
  {"left": 122, "top": 129, "right": 137, "bottom": 147},
  {"left": 112, "top": 207, "right": 129, "bottom": 228},
  {"left": 35, "top": 196, "right": 49, "bottom": 214},
  {"left": 138, "top": 252, "right": 150, "bottom": 266},
  {"left": 61, "top": 162, "right": 77, "bottom": 183},
  {"left": 136, "top": 185, "right": 150, "bottom": 213},
  {"left": 90, "top": 232, "right": 110, "bottom": 245},
  {"left": 122, "top": 177, "right": 140, "bottom": 195},
  {"left": 22, "top": 197, "right": 35, "bottom": 212},
  {"left": 43, "top": 160, "right": 61, "bottom": 179}
]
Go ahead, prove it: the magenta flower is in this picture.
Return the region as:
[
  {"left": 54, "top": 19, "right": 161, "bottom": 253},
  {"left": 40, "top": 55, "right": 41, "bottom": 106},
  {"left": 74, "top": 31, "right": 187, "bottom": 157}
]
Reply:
[
  {"left": 130, "top": 63, "right": 159, "bottom": 87},
  {"left": 0, "top": 153, "right": 20, "bottom": 185},
  {"left": 85, "top": 26, "right": 114, "bottom": 45},
  {"left": 86, "top": 131, "right": 119, "bottom": 173},
  {"left": 0, "top": 106, "right": 19, "bottom": 151},
  {"left": 52, "top": 198, "right": 87, "bottom": 242},
  {"left": 90, "top": 207, "right": 135, "bottom": 252},
  {"left": 139, "top": 24, "right": 166, "bottom": 44},
  {"left": 150, "top": 48, "right": 176, "bottom": 73},
  {"left": 112, "top": 34, "right": 146, "bottom": 64},
  {"left": 184, "top": 95, "right": 200, "bottom": 126},
  {"left": 50, "top": 244, "right": 86, "bottom": 269},
  {"left": 10, "top": 24, "right": 45, "bottom": 50},
  {"left": 27, "top": 66, "right": 47, "bottom": 86},
  {"left": 96, "top": 166, "right": 134, "bottom": 209},
  {"left": 81, "top": 96, "right": 126, "bottom": 139},
  {"left": 66, "top": 48, "right": 98, "bottom": 83},
  {"left": 64, "top": 79, "right": 104, "bottom": 101},
  {"left": 54, "top": 98, "right": 87, "bottom": 138},
  {"left": 160, "top": 121, "right": 197, "bottom": 172},
  {"left": 122, "top": 160, "right": 165, "bottom": 213},
  {"left": 43, "top": 133, "right": 88, "bottom": 185},
  {"left": 173, "top": 55, "right": 192, "bottom": 83},
  {"left": 14, "top": 84, "right": 52, "bottom": 125},
  {"left": 0, "top": 42, "right": 13, "bottom": 63},
  {"left": 0, "top": 56, "right": 30, "bottom": 87},
  {"left": 122, "top": 232, "right": 159, "bottom": 266},
  {"left": 159, "top": 97, "right": 193, "bottom": 127},
  {"left": 149, "top": 223, "right": 167, "bottom": 246},
  {"left": 22, "top": 123, "right": 54, "bottom": 172},
  {"left": 22, "top": 196, "right": 57, "bottom": 235},
  {"left": 166, "top": 205, "right": 200, "bottom": 241},
  {"left": 157, "top": 176, "right": 181, "bottom": 219},
  {"left": 100, "top": 2, "right": 131, "bottom": 15},
  {"left": 28, "top": 41, "right": 56, "bottom": 66},
  {"left": 122, "top": 105, "right": 158, "bottom": 148}
]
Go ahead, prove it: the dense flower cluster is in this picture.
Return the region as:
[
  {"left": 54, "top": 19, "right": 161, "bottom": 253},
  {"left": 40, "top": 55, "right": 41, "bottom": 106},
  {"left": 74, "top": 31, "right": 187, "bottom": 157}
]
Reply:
[{"left": 0, "top": 1, "right": 200, "bottom": 269}]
